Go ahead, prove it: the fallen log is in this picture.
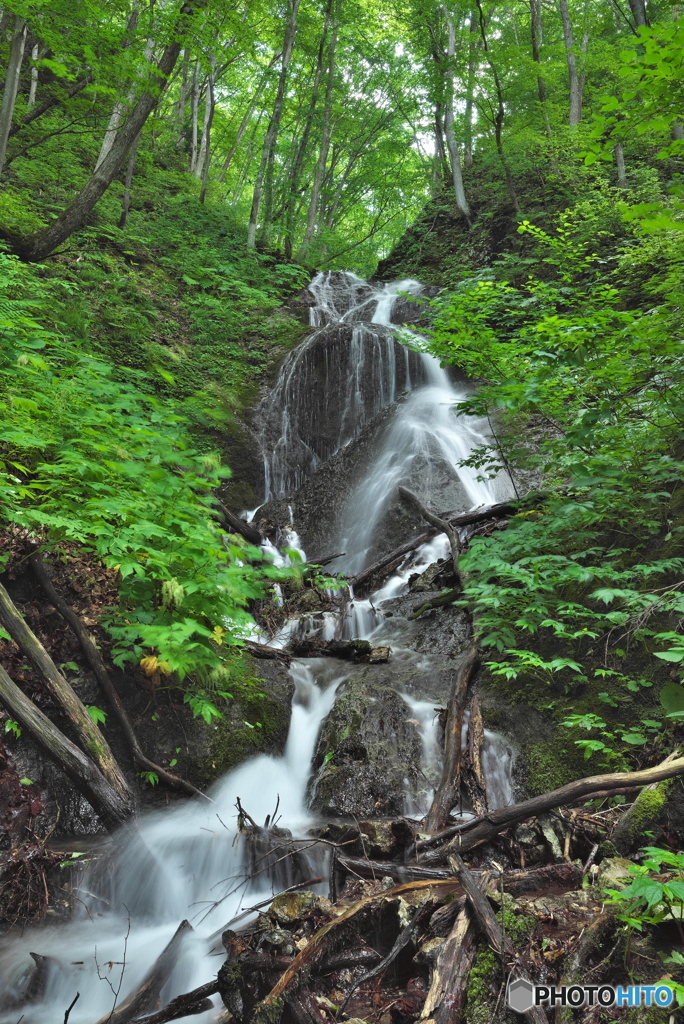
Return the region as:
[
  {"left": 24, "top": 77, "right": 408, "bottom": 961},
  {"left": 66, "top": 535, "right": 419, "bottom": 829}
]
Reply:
[
  {"left": 242, "top": 640, "right": 293, "bottom": 664},
  {"left": 418, "top": 902, "right": 476, "bottom": 1024},
  {"left": 464, "top": 696, "right": 487, "bottom": 816},
  {"left": 425, "top": 646, "right": 479, "bottom": 833},
  {"left": 128, "top": 981, "right": 220, "bottom": 1024},
  {"left": 29, "top": 554, "right": 207, "bottom": 802},
  {"left": 399, "top": 487, "right": 462, "bottom": 587},
  {"left": 288, "top": 639, "right": 391, "bottom": 663},
  {"left": 94, "top": 920, "right": 193, "bottom": 1024},
  {"left": 0, "top": 663, "right": 131, "bottom": 830},
  {"left": 339, "top": 857, "right": 582, "bottom": 894},
  {"left": 347, "top": 492, "right": 551, "bottom": 590},
  {"left": 423, "top": 748, "right": 684, "bottom": 857},
  {"left": 219, "top": 506, "right": 263, "bottom": 546},
  {"left": 0, "top": 580, "right": 132, "bottom": 806},
  {"left": 449, "top": 854, "right": 548, "bottom": 1024}
]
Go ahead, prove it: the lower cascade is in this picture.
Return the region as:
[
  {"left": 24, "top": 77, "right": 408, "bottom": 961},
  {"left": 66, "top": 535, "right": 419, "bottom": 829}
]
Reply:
[{"left": 0, "top": 271, "right": 517, "bottom": 1023}]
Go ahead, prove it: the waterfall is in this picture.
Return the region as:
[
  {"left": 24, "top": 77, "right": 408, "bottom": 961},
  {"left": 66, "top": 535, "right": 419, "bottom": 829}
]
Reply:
[{"left": 0, "top": 272, "right": 517, "bottom": 1024}]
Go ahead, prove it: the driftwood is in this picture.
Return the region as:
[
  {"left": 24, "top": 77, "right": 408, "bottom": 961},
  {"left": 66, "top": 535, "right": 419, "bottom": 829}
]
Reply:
[
  {"left": 338, "top": 855, "right": 451, "bottom": 882},
  {"left": 347, "top": 530, "right": 433, "bottom": 590},
  {"left": 288, "top": 639, "right": 391, "bottom": 663},
  {"left": 29, "top": 554, "right": 207, "bottom": 801},
  {"left": 94, "top": 920, "right": 194, "bottom": 1024},
  {"left": 0, "top": 663, "right": 131, "bottom": 830},
  {"left": 339, "top": 857, "right": 582, "bottom": 894},
  {"left": 398, "top": 487, "right": 462, "bottom": 587},
  {"left": 128, "top": 981, "right": 220, "bottom": 1024},
  {"left": 242, "top": 640, "right": 293, "bottom": 664},
  {"left": 449, "top": 854, "right": 548, "bottom": 1024},
  {"left": 0, "top": 580, "right": 132, "bottom": 805},
  {"left": 463, "top": 696, "right": 487, "bottom": 816},
  {"left": 219, "top": 506, "right": 263, "bottom": 546},
  {"left": 425, "top": 646, "right": 479, "bottom": 832},
  {"left": 418, "top": 902, "right": 476, "bottom": 1024},
  {"left": 421, "top": 748, "right": 684, "bottom": 857}
]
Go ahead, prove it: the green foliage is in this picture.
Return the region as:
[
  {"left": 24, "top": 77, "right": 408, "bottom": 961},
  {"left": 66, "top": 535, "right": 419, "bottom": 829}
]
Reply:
[
  {"left": 603, "top": 846, "right": 684, "bottom": 952},
  {"left": 0, "top": 250, "right": 289, "bottom": 693},
  {"left": 425, "top": 208, "right": 684, "bottom": 764}
]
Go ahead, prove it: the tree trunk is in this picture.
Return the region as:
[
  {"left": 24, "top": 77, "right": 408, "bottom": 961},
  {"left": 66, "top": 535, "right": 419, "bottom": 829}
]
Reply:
[
  {"left": 627, "top": 0, "right": 649, "bottom": 27},
  {"left": 118, "top": 132, "right": 140, "bottom": 228},
  {"left": 94, "top": 6, "right": 142, "bottom": 171},
  {"left": 175, "top": 47, "right": 190, "bottom": 150},
  {"left": 0, "top": 663, "right": 131, "bottom": 831},
  {"left": 194, "top": 59, "right": 214, "bottom": 181},
  {"left": 425, "top": 646, "right": 479, "bottom": 832},
  {"left": 0, "top": 580, "right": 132, "bottom": 805},
  {"left": 11, "top": 0, "right": 203, "bottom": 262},
  {"left": 613, "top": 141, "right": 627, "bottom": 188},
  {"left": 297, "top": 22, "right": 337, "bottom": 260},
  {"left": 217, "top": 61, "right": 276, "bottom": 183},
  {"left": 0, "top": 15, "right": 28, "bottom": 174},
  {"left": 27, "top": 42, "right": 39, "bottom": 108},
  {"left": 530, "top": 0, "right": 554, "bottom": 147},
  {"left": 398, "top": 486, "right": 462, "bottom": 584},
  {"left": 418, "top": 903, "right": 476, "bottom": 1024},
  {"left": 188, "top": 60, "right": 200, "bottom": 172},
  {"left": 463, "top": 11, "right": 477, "bottom": 168},
  {"left": 559, "top": 0, "right": 582, "bottom": 126},
  {"left": 443, "top": 16, "right": 472, "bottom": 224},
  {"left": 247, "top": 0, "right": 301, "bottom": 249}
]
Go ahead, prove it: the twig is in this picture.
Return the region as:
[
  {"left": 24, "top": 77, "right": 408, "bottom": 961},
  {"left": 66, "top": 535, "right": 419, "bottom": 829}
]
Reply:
[{"left": 64, "top": 993, "right": 80, "bottom": 1024}]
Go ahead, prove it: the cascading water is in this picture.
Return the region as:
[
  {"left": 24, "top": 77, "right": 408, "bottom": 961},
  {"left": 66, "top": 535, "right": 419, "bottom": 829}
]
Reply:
[{"left": 0, "top": 271, "right": 517, "bottom": 1024}]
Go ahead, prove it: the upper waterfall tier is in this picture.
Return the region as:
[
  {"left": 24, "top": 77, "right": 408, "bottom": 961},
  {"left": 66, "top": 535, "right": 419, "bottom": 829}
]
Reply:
[{"left": 255, "top": 271, "right": 431, "bottom": 500}]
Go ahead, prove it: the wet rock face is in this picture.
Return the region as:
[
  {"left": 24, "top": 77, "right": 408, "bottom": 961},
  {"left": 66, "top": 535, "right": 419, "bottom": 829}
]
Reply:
[{"left": 308, "top": 677, "right": 423, "bottom": 818}]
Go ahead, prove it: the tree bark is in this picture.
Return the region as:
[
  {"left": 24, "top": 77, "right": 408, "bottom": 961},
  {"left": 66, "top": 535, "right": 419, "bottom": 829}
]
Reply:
[
  {"left": 449, "top": 854, "right": 549, "bottom": 1024},
  {"left": 28, "top": 554, "right": 206, "bottom": 800},
  {"left": 297, "top": 20, "right": 337, "bottom": 261},
  {"left": 247, "top": 0, "right": 301, "bottom": 248},
  {"left": 613, "top": 141, "right": 627, "bottom": 188},
  {"left": 418, "top": 903, "right": 476, "bottom": 1024},
  {"left": 398, "top": 486, "right": 462, "bottom": 586},
  {"left": 188, "top": 59, "right": 200, "bottom": 172},
  {"left": 425, "top": 646, "right": 479, "bottom": 832},
  {"left": 175, "top": 47, "right": 190, "bottom": 150},
  {"left": 443, "top": 16, "right": 472, "bottom": 224},
  {"left": 27, "top": 42, "right": 39, "bottom": 108},
  {"left": 559, "top": 0, "right": 582, "bottom": 126},
  {"left": 0, "top": 15, "right": 28, "bottom": 174},
  {"left": 11, "top": 0, "right": 204, "bottom": 261},
  {"left": 0, "top": 580, "right": 132, "bottom": 804},
  {"left": 0, "top": 663, "right": 131, "bottom": 830},
  {"left": 194, "top": 59, "right": 214, "bottom": 181},
  {"left": 627, "top": 0, "right": 649, "bottom": 27}
]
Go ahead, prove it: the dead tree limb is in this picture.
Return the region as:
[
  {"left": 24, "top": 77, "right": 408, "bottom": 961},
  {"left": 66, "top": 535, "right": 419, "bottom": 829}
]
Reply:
[
  {"left": 464, "top": 696, "right": 487, "bottom": 816},
  {"left": 337, "top": 905, "right": 421, "bottom": 1017},
  {"left": 425, "top": 646, "right": 479, "bottom": 832},
  {"left": 94, "top": 920, "right": 193, "bottom": 1024},
  {"left": 0, "top": 579, "right": 131, "bottom": 805},
  {"left": 219, "top": 505, "right": 263, "bottom": 546},
  {"left": 418, "top": 902, "right": 476, "bottom": 1024},
  {"left": 0, "top": 663, "right": 131, "bottom": 830},
  {"left": 242, "top": 640, "right": 293, "bottom": 664},
  {"left": 449, "top": 854, "right": 548, "bottom": 1024},
  {"left": 347, "top": 530, "right": 433, "bottom": 590},
  {"left": 128, "top": 981, "right": 220, "bottom": 1024},
  {"left": 398, "top": 487, "right": 462, "bottom": 587},
  {"left": 29, "top": 554, "right": 206, "bottom": 801},
  {"left": 422, "top": 749, "right": 684, "bottom": 857}
]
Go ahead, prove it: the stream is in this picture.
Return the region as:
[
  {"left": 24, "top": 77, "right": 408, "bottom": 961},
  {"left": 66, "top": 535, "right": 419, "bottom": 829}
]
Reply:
[{"left": 0, "top": 272, "right": 516, "bottom": 1023}]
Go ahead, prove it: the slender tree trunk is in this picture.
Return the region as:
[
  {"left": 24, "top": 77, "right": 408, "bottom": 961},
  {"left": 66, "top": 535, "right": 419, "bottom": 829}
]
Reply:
[
  {"left": 0, "top": 15, "right": 28, "bottom": 174},
  {"left": 12, "top": 0, "right": 203, "bottom": 261},
  {"left": 0, "top": 664, "right": 131, "bottom": 831},
  {"left": 530, "top": 0, "right": 554, "bottom": 142},
  {"left": 474, "top": 0, "right": 519, "bottom": 212},
  {"left": 247, "top": 0, "right": 301, "bottom": 249},
  {"left": 216, "top": 64, "right": 275, "bottom": 183},
  {"left": 463, "top": 12, "right": 478, "bottom": 168},
  {"left": 283, "top": 0, "right": 332, "bottom": 257},
  {"left": 118, "top": 132, "right": 140, "bottom": 227},
  {"left": 627, "top": 0, "right": 649, "bottom": 27},
  {"left": 194, "top": 58, "right": 214, "bottom": 181},
  {"left": 175, "top": 47, "right": 190, "bottom": 150},
  {"left": 444, "top": 16, "right": 472, "bottom": 224},
  {"left": 189, "top": 59, "right": 200, "bottom": 172},
  {"left": 613, "top": 141, "right": 627, "bottom": 188},
  {"left": 9, "top": 74, "right": 93, "bottom": 139},
  {"left": 434, "top": 101, "right": 449, "bottom": 176},
  {"left": 27, "top": 42, "right": 39, "bottom": 107},
  {"left": 198, "top": 76, "right": 215, "bottom": 203},
  {"left": 297, "top": 23, "right": 337, "bottom": 260},
  {"left": 94, "top": 5, "right": 141, "bottom": 171},
  {"left": 559, "top": 0, "right": 582, "bottom": 126}
]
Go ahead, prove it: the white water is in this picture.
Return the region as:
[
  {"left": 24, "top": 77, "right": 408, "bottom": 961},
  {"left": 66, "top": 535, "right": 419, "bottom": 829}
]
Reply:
[{"left": 0, "top": 272, "right": 517, "bottom": 1023}]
